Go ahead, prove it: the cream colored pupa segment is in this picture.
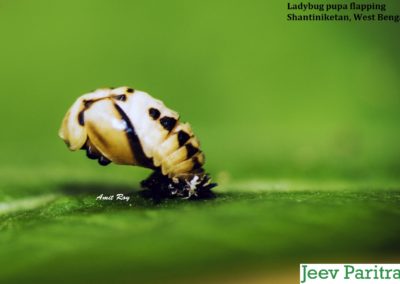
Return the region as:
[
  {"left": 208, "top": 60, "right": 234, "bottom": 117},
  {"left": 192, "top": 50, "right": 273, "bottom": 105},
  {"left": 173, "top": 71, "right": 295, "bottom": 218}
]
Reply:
[
  {"left": 59, "top": 88, "right": 111, "bottom": 150},
  {"left": 83, "top": 99, "right": 135, "bottom": 165}
]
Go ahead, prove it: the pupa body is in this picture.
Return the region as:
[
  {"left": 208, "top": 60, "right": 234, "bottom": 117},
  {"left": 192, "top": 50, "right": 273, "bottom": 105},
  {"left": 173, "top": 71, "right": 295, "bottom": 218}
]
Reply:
[{"left": 59, "top": 87, "right": 215, "bottom": 198}]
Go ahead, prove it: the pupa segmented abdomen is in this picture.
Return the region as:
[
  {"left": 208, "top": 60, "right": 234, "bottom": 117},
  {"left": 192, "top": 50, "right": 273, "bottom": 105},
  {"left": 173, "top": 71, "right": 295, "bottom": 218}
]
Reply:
[{"left": 59, "top": 87, "right": 206, "bottom": 181}]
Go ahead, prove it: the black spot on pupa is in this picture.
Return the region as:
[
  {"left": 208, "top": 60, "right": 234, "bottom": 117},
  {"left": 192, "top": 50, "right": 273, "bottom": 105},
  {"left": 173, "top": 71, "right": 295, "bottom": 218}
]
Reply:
[
  {"left": 192, "top": 156, "right": 202, "bottom": 170},
  {"left": 177, "top": 131, "right": 190, "bottom": 147},
  {"left": 127, "top": 88, "right": 134, "bottom": 93},
  {"left": 115, "top": 94, "right": 127, "bottom": 101},
  {"left": 149, "top": 108, "right": 161, "bottom": 120},
  {"left": 160, "top": 116, "right": 177, "bottom": 132},
  {"left": 186, "top": 143, "right": 199, "bottom": 158},
  {"left": 78, "top": 111, "right": 85, "bottom": 126},
  {"left": 98, "top": 156, "right": 111, "bottom": 166}
]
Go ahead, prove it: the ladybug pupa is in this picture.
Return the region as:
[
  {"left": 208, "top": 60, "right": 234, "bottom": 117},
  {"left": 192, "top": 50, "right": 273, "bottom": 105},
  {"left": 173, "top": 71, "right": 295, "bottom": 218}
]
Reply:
[{"left": 59, "top": 87, "right": 216, "bottom": 199}]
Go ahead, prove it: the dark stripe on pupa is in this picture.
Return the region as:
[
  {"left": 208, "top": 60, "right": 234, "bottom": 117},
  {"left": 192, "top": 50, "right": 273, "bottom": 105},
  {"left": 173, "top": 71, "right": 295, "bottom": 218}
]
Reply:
[
  {"left": 113, "top": 104, "right": 155, "bottom": 168},
  {"left": 78, "top": 111, "right": 85, "bottom": 126},
  {"left": 78, "top": 100, "right": 96, "bottom": 126},
  {"left": 78, "top": 94, "right": 129, "bottom": 126}
]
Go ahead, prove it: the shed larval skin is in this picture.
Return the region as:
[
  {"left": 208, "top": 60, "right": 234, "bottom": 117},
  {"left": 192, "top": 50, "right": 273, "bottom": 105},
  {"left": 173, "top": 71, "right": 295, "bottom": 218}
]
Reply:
[{"left": 59, "top": 87, "right": 216, "bottom": 198}]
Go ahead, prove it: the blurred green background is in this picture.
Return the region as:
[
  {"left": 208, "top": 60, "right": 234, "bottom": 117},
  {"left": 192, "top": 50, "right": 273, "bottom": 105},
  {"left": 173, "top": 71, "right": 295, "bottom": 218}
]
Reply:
[{"left": 0, "top": 0, "right": 399, "bottom": 283}]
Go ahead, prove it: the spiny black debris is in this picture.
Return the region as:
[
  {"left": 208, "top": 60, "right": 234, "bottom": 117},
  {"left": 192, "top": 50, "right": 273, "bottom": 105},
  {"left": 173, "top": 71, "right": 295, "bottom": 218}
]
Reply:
[{"left": 140, "top": 171, "right": 217, "bottom": 201}]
